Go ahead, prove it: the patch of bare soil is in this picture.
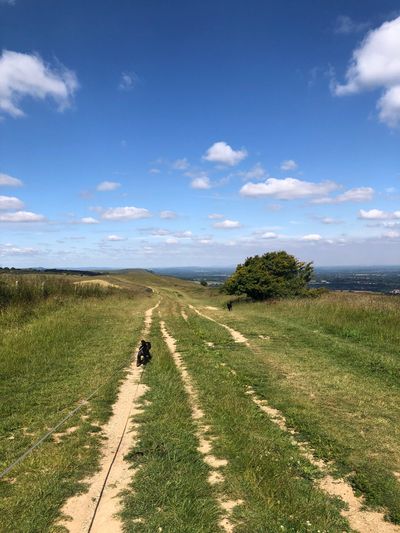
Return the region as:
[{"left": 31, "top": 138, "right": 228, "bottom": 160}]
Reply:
[
  {"left": 189, "top": 305, "right": 249, "bottom": 345},
  {"left": 181, "top": 309, "right": 188, "bottom": 321},
  {"left": 246, "top": 387, "right": 400, "bottom": 533},
  {"left": 160, "top": 321, "right": 242, "bottom": 532},
  {"left": 59, "top": 302, "right": 159, "bottom": 533},
  {"left": 74, "top": 279, "right": 121, "bottom": 289}
]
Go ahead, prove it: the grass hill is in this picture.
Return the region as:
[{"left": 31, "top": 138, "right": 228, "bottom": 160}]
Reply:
[{"left": 0, "top": 270, "right": 399, "bottom": 532}]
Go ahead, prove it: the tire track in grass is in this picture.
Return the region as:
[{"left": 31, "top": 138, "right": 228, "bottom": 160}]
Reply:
[
  {"left": 59, "top": 302, "right": 159, "bottom": 533},
  {"left": 188, "top": 305, "right": 400, "bottom": 533},
  {"left": 160, "top": 320, "right": 242, "bottom": 532}
]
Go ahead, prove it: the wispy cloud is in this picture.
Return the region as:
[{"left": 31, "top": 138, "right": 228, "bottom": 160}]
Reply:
[
  {"left": 0, "top": 173, "right": 22, "bottom": 186},
  {"left": 172, "top": 158, "right": 189, "bottom": 170},
  {"left": 118, "top": 71, "right": 138, "bottom": 91},
  {"left": 280, "top": 159, "right": 298, "bottom": 171},
  {"left": 334, "top": 15, "right": 370, "bottom": 35},
  {"left": 239, "top": 163, "right": 266, "bottom": 181},
  {"left": 312, "top": 187, "right": 374, "bottom": 204},
  {"left": 96, "top": 181, "right": 121, "bottom": 191},
  {"left": 0, "top": 50, "right": 78, "bottom": 118},
  {"left": 213, "top": 219, "right": 241, "bottom": 229},
  {"left": 160, "top": 210, "right": 177, "bottom": 219},
  {"left": 80, "top": 217, "right": 99, "bottom": 224},
  {"left": 101, "top": 206, "right": 151, "bottom": 220}
]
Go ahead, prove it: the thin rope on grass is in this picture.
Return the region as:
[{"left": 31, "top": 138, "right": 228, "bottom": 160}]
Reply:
[
  {"left": 0, "top": 351, "right": 136, "bottom": 481},
  {"left": 87, "top": 366, "right": 145, "bottom": 532}
]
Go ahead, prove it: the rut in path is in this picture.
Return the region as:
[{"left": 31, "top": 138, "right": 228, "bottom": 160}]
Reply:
[
  {"left": 188, "top": 304, "right": 400, "bottom": 533},
  {"left": 59, "top": 302, "right": 159, "bottom": 533},
  {"left": 160, "top": 320, "right": 242, "bottom": 533}
]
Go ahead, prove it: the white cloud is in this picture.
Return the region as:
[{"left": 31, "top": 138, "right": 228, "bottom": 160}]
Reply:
[
  {"left": 319, "top": 217, "right": 343, "bottom": 224},
  {"left": 97, "top": 181, "right": 121, "bottom": 192},
  {"left": 160, "top": 210, "right": 177, "bottom": 219},
  {"left": 172, "top": 158, "right": 189, "bottom": 170},
  {"left": 0, "top": 173, "right": 22, "bottom": 186},
  {"left": 0, "top": 50, "right": 78, "bottom": 118},
  {"left": 334, "top": 15, "right": 370, "bottom": 35},
  {"left": 0, "top": 245, "right": 39, "bottom": 256},
  {"left": 203, "top": 141, "right": 247, "bottom": 166},
  {"left": 333, "top": 16, "right": 400, "bottom": 127},
  {"left": 301, "top": 234, "right": 322, "bottom": 241},
  {"left": 0, "top": 0, "right": 17, "bottom": 5},
  {"left": 119, "top": 71, "right": 137, "bottom": 91},
  {"left": 311, "top": 186, "right": 374, "bottom": 204},
  {"left": 148, "top": 228, "right": 170, "bottom": 236},
  {"left": 241, "top": 163, "right": 266, "bottom": 181},
  {"left": 208, "top": 213, "right": 224, "bottom": 219},
  {"left": 107, "top": 234, "right": 124, "bottom": 241},
  {"left": 280, "top": 159, "right": 298, "bottom": 171},
  {"left": 0, "top": 210, "right": 45, "bottom": 222},
  {"left": 213, "top": 219, "right": 241, "bottom": 229},
  {"left": 81, "top": 217, "right": 99, "bottom": 224},
  {"left": 377, "top": 85, "right": 400, "bottom": 127},
  {"left": 240, "top": 177, "right": 338, "bottom": 200},
  {"left": 261, "top": 232, "right": 278, "bottom": 239},
  {"left": 358, "top": 208, "right": 400, "bottom": 219},
  {"left": 149, "top": 168, "right": 160, "bottom": 174},
  {"left": 336, "top": 186, "right": 374, "bottom": 202},
  {"left": 101, "top": 206, "right": 151, "bottom": 220},
  {"left": 383, "top": 230, "right": 400, "bottom": 238},
  {"left": 174, "top": 230, "right": 192, "bottom": 238},
  {"left": 0, "top": 195, "right": 24, "bottom": 210},
  {"left": 166, "top": 237, "right": 178, "bottom": 244},
  {"left": 191, "top": 176, "right": 211, "bottom": 189}
]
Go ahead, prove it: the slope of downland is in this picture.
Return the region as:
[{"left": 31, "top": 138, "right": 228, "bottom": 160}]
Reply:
[
  {"left": 0, "top": 274, "right": 154, "bottom": 533},
  {"left": 179, "top": 288, "right": 400, "bottom": 527}
]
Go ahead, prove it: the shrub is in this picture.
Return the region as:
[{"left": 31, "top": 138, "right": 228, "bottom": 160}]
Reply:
[{"left": 222, "top": 251, "right": 313, "bottom": 301}]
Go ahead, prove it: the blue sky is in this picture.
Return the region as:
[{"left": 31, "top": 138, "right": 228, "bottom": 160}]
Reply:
[{"left": 1, "top": 0, "right": 400, "bottom": 267}]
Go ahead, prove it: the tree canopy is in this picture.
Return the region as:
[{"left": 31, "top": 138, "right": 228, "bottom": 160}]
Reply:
[{"left": 223, "top": 251, "right": 313, "bottom": 300}]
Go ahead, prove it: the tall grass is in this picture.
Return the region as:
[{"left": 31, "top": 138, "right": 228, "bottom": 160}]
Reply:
[{"left": 0, "top": 274, "right": 118, "bottom": 309}]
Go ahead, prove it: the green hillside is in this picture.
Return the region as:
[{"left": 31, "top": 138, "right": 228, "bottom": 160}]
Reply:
[{"left": 0, "top": 271, "right": 399, "bottom": 532}]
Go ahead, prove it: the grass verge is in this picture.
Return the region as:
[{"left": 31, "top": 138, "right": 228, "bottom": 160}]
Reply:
[{"left": 0, "top": 293, "right": 152, "bottom": 533}]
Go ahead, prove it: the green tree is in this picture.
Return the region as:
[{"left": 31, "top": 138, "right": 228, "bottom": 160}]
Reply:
[{"left": 223, "top": 251, "right": 313, "bottom": 300}]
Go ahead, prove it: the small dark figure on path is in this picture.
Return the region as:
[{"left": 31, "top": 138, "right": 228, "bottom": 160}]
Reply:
[
  {"left": 136, "top": 339, "right": 152, "bottom": 367},
  {"left": 227, "top": 302, "right": 233, "bottom": 312}
]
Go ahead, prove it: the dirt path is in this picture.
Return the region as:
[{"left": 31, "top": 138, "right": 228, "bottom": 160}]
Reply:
[
  {"left": 160, "top": 320, "right": 242, "bottom": 532},
  {"left": 191, "top": 307, "right": 400, "bottom": 533},
  {"left": 188, "top": 305, "right": 249, "bottom": 345},
  {"left": 59, "top": 302, "right": 159, "bottom": 533}
]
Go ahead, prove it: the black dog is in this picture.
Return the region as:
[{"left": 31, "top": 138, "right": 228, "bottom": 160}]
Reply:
[{"left": 136, "top": 339, "right": 152, "bottom": 366}]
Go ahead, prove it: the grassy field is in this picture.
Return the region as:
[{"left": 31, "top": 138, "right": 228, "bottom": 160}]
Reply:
[
  {"left": 1, "top": 271, "right": 399, "bottom": 532},
  {"left": 0, "top": 274, "right": 154, "bottom": 532}
]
